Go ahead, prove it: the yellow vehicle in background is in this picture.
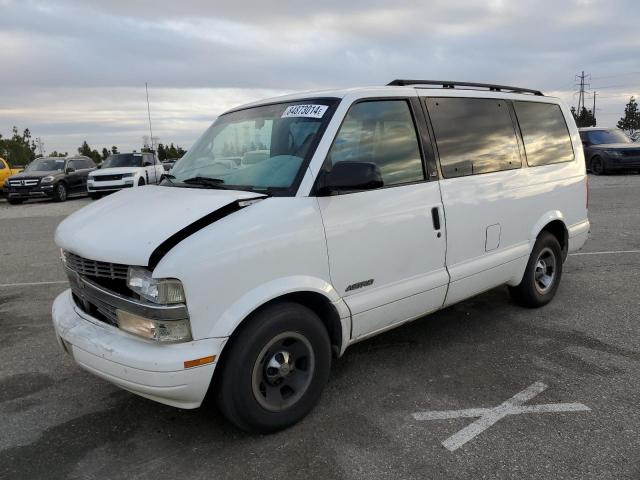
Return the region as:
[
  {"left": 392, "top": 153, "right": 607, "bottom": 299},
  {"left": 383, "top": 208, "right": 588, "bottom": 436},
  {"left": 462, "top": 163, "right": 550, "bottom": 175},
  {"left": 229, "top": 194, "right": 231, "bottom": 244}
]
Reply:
[{"left": 0, "top": 157, "right": 23, "bottom": 191}]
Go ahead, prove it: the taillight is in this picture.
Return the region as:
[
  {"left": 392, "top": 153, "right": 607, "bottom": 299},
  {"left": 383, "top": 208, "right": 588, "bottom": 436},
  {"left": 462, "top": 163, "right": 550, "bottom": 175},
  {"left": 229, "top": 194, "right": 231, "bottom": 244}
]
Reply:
[{"left": 586, "top": 175, "right": 590, "bottom": 209}]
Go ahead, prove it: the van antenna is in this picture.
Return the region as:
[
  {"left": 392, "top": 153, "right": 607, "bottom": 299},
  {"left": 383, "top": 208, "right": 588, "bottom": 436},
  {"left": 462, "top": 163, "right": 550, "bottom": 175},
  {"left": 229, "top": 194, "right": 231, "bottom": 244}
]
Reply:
[{"left": 145, "top": 82, "right": 154, "bottom": 152}]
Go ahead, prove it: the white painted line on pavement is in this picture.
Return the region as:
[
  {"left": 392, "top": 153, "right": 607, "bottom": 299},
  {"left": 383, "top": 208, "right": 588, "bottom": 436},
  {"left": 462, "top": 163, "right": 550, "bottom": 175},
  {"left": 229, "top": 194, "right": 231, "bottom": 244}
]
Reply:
[
  {"left": 0, "top": 280, "right": 68, "bottom": 288},
  {"left": 570, "top": 249, "right": 640, "bottom": 256},
  {"left": 413, "top": 382, "right": 591, "bottom": 452}
]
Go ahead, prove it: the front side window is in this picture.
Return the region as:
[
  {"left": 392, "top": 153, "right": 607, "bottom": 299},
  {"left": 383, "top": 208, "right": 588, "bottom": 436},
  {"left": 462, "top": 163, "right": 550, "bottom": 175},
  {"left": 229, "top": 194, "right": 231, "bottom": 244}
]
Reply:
[
  {"left": 426, "top": 98, "right": 521, "bottom": 178},
  {"left": 169, "top": 99, "right": 338, "bottom": 195},
  {"left": 326, "top": 100, "right": 424, "bottom": 187},
  {"left": 514, "top": 102, "right": 574, "bottom": 166}
]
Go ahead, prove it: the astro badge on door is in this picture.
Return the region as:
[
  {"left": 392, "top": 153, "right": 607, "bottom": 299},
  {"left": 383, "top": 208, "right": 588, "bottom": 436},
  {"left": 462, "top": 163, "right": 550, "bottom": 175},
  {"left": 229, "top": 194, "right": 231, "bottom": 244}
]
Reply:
[{"left": 281, "top": 104, "right": 328, "bottom": 119}]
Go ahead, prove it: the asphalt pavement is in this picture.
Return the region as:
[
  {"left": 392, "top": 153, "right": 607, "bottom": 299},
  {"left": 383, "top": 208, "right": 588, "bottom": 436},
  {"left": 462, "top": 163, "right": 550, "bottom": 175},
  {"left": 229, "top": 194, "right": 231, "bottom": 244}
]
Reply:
[{"left": 0, "top": 176, "right": 639, "bottom": 479}]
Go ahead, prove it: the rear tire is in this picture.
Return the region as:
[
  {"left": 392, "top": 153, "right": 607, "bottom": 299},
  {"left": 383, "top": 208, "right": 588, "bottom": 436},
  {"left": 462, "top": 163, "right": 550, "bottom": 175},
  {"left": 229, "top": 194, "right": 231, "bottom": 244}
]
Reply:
[
  {"left": 591, "top": 156, "right": 605, "bottom": 175},
  {"left": 7, "top": 199, "right": 24, "bottom": 205},
  {"left": 216, "top": 302, "right": 332, "bottom": 433},
  {"left": 509, "top": 231, "right": 563, "bottom": 308},
  {"left": 54, "top": 182, "right": 67, "bottom": 202}
]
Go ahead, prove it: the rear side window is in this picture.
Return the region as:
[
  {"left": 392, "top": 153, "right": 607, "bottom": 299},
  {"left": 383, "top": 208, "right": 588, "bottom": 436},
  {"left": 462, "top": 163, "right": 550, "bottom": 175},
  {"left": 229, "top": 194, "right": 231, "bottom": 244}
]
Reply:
[
  {"left": 514, "top": 102, "right": 574, "bottom": 166},
  {"left": 328, "top": 100, "right": 424, "bottom": 187},
  {"left": 426, "top": 98, "right": 521, "bottom": 178}
]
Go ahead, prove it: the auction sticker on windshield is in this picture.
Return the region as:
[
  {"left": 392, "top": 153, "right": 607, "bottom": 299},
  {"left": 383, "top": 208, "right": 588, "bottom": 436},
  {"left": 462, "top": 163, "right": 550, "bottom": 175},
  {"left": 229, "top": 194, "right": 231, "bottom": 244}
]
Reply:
[{"left": 281, "top": 104, "right": 328, "bottom": 118}]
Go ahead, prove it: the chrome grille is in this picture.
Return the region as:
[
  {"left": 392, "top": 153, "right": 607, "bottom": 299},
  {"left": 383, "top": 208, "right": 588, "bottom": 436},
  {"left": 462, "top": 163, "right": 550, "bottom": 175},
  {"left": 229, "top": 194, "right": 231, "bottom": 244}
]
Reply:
[
  {"left": 93, "top": 174, "right": 123, "bottom": 181},
  {"left": 63, "top": 251, "right": 129, "bottom": 280},
  {"left": 9, "top": 178, "right": 39, "bottom": 186},
  {"left": 621, "top": 149, "right": 640, "bottom": 157}
]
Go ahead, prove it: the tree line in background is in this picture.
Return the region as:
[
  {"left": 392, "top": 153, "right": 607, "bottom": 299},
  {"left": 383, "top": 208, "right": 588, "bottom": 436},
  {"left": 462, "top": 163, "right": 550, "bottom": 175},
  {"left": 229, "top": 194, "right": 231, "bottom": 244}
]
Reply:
[
  {"left": 571, "top": 96, "right": 640, "bottom": 137},
  {"left": 0, "top": 132, "right": 187, "bottom": 167}
]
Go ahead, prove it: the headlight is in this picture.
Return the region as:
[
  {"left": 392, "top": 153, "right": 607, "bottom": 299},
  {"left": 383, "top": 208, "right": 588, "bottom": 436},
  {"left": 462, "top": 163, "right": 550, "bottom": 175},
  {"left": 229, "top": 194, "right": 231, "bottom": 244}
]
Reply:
[
  {"left": 41, "top": 176, "right": 55, "bottom": 183},
  {"left": 121, "top": 173, "right": 135, "bottom": 178},
  {"left": 116, "top": 310, "right": 192, "bottom": 342},
  {"left": 127, "top": 266, "right": 185, "bottom": 304},
  {"left": 604, "top": 150, "right": 623, "bottom": 157}
]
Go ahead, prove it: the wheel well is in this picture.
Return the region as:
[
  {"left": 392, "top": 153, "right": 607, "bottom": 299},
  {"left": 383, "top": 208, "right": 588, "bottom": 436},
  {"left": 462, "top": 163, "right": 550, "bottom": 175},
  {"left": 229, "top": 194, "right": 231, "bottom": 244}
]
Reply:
[
  {"left": 261, "top": 292, "right": 343, "bottom": 356},
  {"left": 540, "top": 220, "right": 568, "bottom": 260},
  {"left": 208, "top": 291, "right": 344, "bottom": 398}
]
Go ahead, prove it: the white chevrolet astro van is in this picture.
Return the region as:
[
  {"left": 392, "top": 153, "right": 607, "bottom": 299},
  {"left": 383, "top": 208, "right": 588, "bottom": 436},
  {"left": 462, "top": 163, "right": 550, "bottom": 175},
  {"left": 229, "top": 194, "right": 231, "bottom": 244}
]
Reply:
[{"left": 52, "top": 80, "right": 589, "bottom": 432}]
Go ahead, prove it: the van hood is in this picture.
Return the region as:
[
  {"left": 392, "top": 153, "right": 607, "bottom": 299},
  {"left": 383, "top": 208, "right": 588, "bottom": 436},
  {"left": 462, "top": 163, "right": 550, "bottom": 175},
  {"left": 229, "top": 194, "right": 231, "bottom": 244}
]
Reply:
[{"left": 55, "top": 185, "right": 263, "bottom": 266}]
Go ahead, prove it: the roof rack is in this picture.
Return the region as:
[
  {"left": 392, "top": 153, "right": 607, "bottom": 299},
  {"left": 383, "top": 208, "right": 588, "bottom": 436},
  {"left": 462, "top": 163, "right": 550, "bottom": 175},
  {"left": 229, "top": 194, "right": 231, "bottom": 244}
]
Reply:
[{"left": 387, "top": 79, "right": 543, "bottom": 96}]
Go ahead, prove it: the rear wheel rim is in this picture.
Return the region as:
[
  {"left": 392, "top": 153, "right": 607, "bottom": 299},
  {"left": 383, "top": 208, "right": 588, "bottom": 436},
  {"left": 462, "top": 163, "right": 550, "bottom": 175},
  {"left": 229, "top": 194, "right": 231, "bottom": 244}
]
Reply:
[
  {"left": 534, "top": 247, "right": 556, "bottom": 294},
  {"left": 251, "top": 331, "right": 315, "bottom": 412}
]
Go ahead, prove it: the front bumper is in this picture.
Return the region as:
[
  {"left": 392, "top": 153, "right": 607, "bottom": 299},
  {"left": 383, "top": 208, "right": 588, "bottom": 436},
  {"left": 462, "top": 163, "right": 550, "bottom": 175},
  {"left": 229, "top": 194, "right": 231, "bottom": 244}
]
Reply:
[
  {"left": 604, "top": 156, "right": 640, "bottom": 170},
  {"left": 87, "top": 179, "right": 134, "bottom": 192},
  {"left": 5, "top": 184, "right": 54, "bottom": 198},
  {"left": 52, "top": 289, "right": 227, "bottom": 409}
]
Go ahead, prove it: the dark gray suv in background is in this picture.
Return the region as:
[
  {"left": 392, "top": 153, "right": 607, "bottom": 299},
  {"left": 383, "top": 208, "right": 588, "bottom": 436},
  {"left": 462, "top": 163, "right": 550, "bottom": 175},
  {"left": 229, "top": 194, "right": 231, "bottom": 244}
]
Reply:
[
  {"left": 3, "top": 156, "right": 96, "bottom": 204},
  {"left": 579, "top": 127, "right": 640, "bottom": 175}
]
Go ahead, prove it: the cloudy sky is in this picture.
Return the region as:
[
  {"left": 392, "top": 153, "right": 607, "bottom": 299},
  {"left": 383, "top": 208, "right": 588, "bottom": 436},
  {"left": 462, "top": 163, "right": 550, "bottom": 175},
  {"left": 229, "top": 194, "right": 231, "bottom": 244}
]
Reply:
[{"left": 1, "top": 0, "right": 639, "bottom": 155}]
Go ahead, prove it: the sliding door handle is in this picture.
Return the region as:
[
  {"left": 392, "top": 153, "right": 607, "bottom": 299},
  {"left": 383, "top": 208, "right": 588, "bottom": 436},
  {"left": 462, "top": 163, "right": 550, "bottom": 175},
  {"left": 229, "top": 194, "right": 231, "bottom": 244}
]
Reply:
[{"left": 431, "top": 207, "right": 441, "bottom": 231}]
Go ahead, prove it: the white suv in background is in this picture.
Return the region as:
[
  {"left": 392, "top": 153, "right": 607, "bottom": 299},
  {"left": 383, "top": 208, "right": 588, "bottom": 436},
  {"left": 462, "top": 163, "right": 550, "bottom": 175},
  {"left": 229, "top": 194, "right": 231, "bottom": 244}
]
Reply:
[
  {"left": 53, "top": 80, "right": 589, "bottom": 433},
  {"left": 87, "top": 152, "right": 164, "bottom": 199}
]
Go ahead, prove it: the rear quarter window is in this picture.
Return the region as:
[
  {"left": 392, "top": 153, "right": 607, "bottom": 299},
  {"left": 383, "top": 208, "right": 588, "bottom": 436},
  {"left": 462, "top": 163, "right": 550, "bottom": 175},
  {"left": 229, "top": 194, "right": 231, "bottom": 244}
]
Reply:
[
  {"left": 426, "top": 97, "right": 522, "bottom": 178},
  {"left": 514, "top": 102, "right": 574, "bottom": 166}
]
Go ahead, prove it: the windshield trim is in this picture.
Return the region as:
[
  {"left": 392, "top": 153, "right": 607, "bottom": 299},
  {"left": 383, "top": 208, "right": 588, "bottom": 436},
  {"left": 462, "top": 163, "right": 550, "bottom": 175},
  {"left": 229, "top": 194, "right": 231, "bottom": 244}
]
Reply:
[{"left": 165, "top": 97, "right": 341, "bottom": 197}]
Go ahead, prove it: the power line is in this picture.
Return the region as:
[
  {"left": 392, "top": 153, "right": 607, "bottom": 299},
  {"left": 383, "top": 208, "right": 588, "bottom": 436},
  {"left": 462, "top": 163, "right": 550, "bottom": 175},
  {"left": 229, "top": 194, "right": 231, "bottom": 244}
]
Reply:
[
  {"left": 590, "top": 83, "right": 640, "bottom": 90},
  {"left": 591, "top": 71, "right": 640, "bottom": 81}
]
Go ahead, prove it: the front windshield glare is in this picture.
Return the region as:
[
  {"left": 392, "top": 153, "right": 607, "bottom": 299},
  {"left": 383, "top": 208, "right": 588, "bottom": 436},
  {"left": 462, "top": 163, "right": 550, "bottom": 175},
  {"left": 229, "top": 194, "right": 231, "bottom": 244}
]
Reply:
[
  {"left": 588, "top": 129, "right": 631, "bottom": 145},
  {"left": 103, "top": 154, "right": 143, "bottom": 168},
  {"left": 26, "top": 158, "right": 66, "bottom": 172},
  {"left": 169, "top": 100, "right": 337, "bottom": 194}
]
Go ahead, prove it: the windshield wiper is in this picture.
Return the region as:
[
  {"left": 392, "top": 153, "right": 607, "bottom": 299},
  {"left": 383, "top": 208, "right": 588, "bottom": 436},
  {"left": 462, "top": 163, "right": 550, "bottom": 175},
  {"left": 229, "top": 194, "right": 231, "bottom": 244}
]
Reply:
[{"left": 182, "top": 176, "right": 226, "bottom": 187}]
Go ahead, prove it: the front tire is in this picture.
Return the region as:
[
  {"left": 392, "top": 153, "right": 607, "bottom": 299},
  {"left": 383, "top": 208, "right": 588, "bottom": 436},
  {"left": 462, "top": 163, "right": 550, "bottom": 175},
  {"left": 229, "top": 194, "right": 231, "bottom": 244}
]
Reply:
[
  {"left": 89, "top": 192, "right": 102, "bottom": 200},
  {"left": 216, "top": 302, "right": 331, "bottom": 433},
  {"left": 137, "top": 177, "right": 146, "bottom": 187},
  {"left": 53, "top": 182, "right": 67, "bottom": 202},
  {"left": 591, "top": 156, "right": 605, "bottom": 175},
  {"left": 509, "top": 231, "right": 563, "bottom": 308},
  {"left": 7, "top": 198, "right": 24, "bottom": 205}
]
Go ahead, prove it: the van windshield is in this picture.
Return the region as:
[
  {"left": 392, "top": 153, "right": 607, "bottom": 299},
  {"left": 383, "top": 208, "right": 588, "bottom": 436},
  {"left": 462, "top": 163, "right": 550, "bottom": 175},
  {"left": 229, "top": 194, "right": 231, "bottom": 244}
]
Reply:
[
  {"left": 103, "top": 154, "right": 144, "bottom": 168},
  {"left": 168, "top": 99, "right": 338, "bottom": 195},
  {"left": 25, "top": 157, "right": 66, "bottom": 172}
]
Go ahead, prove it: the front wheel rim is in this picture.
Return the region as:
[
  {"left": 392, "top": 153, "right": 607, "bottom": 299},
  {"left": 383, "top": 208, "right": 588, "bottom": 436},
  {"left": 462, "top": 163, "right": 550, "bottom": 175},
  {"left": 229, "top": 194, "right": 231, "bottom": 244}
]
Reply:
[
  {"left": 57, "top": 184, "right": 66, "bottom": 200},
  {"left": 534, "top": 247, "right": 556, "bottom": 294},
  {"left": 593, "top": 159, "right": 603, "bottom": 174},
  {"left": 251, "top": 331, "right": 315, "bottom": 412}
]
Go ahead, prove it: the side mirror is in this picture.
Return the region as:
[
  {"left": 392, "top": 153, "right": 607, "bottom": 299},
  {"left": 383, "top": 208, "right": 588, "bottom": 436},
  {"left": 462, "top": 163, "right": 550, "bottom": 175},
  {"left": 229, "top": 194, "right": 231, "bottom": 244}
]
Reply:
[
  {"left": 317, "top": 161, "right": 383, "bottom": 196},
  {"left": 65, "top": 167, "right": 75, "bottom": 174},
  {"left": 96, "top": 164, "right": 102, "bottom": 169},
  {"left": 143, "top": 161, "right": 153, "bottom": 166}
]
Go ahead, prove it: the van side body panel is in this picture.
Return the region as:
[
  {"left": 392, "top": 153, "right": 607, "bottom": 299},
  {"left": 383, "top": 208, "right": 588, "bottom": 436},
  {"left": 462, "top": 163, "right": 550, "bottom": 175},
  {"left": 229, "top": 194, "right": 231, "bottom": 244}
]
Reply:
[{"left": 153, "top": 197, "right": 351, "bottom": 341}]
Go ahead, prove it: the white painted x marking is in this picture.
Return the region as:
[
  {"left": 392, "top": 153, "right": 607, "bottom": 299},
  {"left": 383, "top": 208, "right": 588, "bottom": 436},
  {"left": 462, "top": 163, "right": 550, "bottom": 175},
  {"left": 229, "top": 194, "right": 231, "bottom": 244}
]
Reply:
[{"left": 413, "top": 382, "right": 591, "bottom": 451}]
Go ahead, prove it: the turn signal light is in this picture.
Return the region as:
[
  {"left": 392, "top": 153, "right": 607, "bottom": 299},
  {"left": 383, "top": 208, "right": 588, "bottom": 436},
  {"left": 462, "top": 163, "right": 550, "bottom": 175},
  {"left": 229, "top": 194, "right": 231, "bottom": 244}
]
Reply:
[{"left": 184, "top": 356, "right": 216, "bottom": 369}]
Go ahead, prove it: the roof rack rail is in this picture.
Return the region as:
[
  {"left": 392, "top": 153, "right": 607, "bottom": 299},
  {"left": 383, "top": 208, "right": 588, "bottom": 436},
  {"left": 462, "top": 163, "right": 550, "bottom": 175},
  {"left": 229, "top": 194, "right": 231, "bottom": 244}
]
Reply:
[{"left": 387, "top": 79, "right": 543, "bottom": 96}]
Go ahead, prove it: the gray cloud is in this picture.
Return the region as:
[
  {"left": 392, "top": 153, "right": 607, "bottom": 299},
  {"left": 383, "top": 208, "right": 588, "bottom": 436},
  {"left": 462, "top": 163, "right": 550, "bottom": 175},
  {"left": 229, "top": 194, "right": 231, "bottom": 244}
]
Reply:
[{"left": 0, "top": 0, "right": 638, "bottom": 153}]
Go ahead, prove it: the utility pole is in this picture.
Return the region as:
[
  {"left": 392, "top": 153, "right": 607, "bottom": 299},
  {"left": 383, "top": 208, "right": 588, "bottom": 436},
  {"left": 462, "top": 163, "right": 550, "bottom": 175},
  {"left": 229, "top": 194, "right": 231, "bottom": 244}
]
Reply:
[
  {"left": 35, "top": 137, "right": 45, "bottom": 156},
  {"left": 145, "top": 82, "right": 154, "bottom": 153},
  {"left": 592, "top": 91, "right": 597, "bottom": 126}
]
